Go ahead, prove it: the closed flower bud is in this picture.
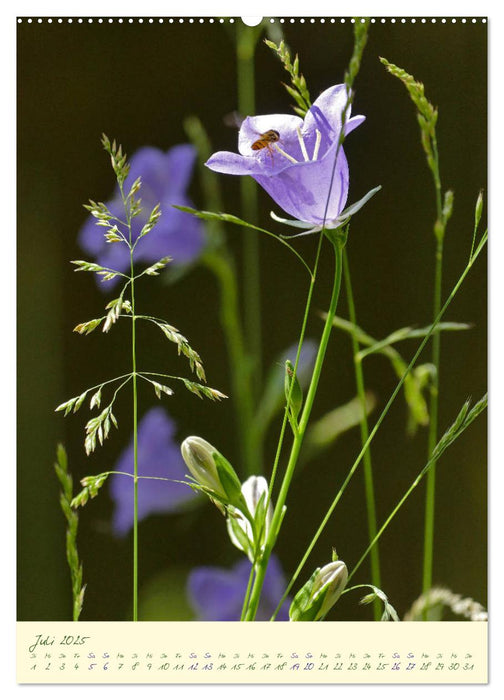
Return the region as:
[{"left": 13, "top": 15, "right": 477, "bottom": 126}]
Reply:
[
  {"left": 181, "top": 436, "right": 242, "bottom": 508},
  {"left": 474, "top": 190, "right": 484, "bottom": 230},
  {"left": 227, "top": 475, "right": 273, "bottom": 561},
  {"left": 285, "top": 360, "right": 303, "bottom": 422},
  {"left": 289, "top": 558, "right": 348, "bottom": 621},
  {"left": 442, "top": 189, "right": 454, "bottom": 224},
  {"left": 312, "top": 560, "right": 348, "bottom": 619}
]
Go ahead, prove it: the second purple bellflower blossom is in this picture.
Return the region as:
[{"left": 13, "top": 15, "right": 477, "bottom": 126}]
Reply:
[
  {"left": 205, "top": 85, "right": 365, "bottom": 229},
  {"left": 79, "top": 144, "right": 205, "bottom": 286},
  {"left": 109, "top": 407, "right": 198, "bottom": 536}
]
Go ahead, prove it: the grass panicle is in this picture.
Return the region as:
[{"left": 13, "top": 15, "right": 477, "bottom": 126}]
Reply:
[
  {"left": 54, "top": 444, "right": 86, "bottom": 621},
  {"left": 264, "top": 38, "right": 312, "bottom": 117}
]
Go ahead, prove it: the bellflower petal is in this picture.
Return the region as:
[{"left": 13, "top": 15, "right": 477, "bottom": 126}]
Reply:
[
  {"left": 79, "top": 145, "right": 205, "bottom": 287},
  {"left": 109, "top": 407, "right": 197, "bottom": 536},
  {"left": 205, "top": 84, "right": 365, "bottom": 228},
  {"left": 254, "top": 141, "right": 349, "bottom": 225},
  {"left": 187, "top": 554, "right": 291, "bottom": 621}
]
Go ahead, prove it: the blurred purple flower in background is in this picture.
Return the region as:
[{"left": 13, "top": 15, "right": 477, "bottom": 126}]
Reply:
[
  {"left": 109, "top": 407, "right": 197, "bottom": 536},
  {"left": 206, "top": 85, "right": 365, "bottom": 228},
  {"left": 79, "top": 144, "right": 205, "bottom": 284},
  {"left": 187, "top": 554, "right": 291, "bottom": 621}
]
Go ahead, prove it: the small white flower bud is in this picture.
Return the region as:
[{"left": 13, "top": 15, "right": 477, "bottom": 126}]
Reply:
[
  {"left": 181, "top": 436, "right": 227, "bottom": 499},
  {"left": 289, "top": 557, "right": 348, "bottom": 621},
  {"left": 312, "top": 559, "right": 348, "bottom": 619},
  {"left": 227, "top": 476, "right": 273, "bottom": 561},
  {"left": 181, "top": 436, "right": 242, "bottom": 507}
]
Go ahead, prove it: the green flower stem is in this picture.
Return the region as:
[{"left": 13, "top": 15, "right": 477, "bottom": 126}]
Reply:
[
  {"left": 240, "top": 563, "right": 256, "bottom": 621},
  {"left": 239, "top": 234, "right": 323, "bottom": 620},
  {"left": 423, "top": 136, "right": 444, "bottom": 599},
  {"left": 244, "top": 237, "right": 345, "bottom": 621},
  {"left": 263, "top": 234, "right": 323, "bottom": 497},
  {"left": 204, "top": 250, "right": 256, "bottom": 476},
  {"left": 342, "top": 249, "right": 381, "bottom": 620},
  {"left": 236, "top": 23, "right": 262, "bottom": 397},
  {"left": 119, "top": 177, "right": 139, "bottom": 622},
  {"left": 271, "top": 230, "right": 486, "bottom": 619}
]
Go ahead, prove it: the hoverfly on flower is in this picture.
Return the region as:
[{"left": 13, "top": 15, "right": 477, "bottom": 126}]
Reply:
[
  {"left": 251, "top": 129, "right": 280, "bottom": 154},
  {"left": 224, "top": 112, "right": 280, "bottom": 159}
]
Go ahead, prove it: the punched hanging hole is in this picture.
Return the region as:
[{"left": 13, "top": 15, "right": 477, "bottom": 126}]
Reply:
[{"left": 241, "top": 16, "right": 263, "bottom": 27}]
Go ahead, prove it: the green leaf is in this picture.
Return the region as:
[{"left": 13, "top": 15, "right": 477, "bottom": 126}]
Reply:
[
  {"left": 357, "top": 322, "right": 471, "bottom": 361},
  {"left": 226, "top": 512, "right": 253, "bottom": 560},
  {"left": 213, "top": 451, "right": 242, "bottom": 505},
  {"left": 289, "top": 570, "right": 323, "bottom": 622},
  {"left": 329, "top": 314, "right": 471, "bottom": 435}
]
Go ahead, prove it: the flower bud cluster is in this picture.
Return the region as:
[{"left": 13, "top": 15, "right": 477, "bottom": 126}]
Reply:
[{"left": 181, "top": 437, "right": 273, "bottom": 559}]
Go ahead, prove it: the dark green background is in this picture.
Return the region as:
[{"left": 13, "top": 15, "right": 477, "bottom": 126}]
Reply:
[{"left": 17, "top": 17, "right": 487, "bottom": 621}]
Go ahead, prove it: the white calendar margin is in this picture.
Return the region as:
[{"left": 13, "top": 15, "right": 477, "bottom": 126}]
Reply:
[{"left": 16, "top": 621, "right": 487, "bottom": 684}]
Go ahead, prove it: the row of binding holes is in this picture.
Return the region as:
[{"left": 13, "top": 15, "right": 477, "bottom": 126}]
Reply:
[{"left": 17, "top": 17, "right": 487, "bottom": 24}]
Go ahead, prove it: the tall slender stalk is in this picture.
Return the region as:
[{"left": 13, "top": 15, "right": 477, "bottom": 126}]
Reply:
[
  {"left": 379, "top": 59, "right": 451, "bottom": 599},
  {"left": 244, "top": 237, "right": 345, "bottom": 620},
  {"left": 342, "top": 249, "right": 381, "bottom": 620},
  {"left": 130, "top": 262, "right": 139, "bottom": 621},
  {"left": 422, "top": 137, "right": 444, "bottom": 597},
  {"left": 236, "top": 23, "right": 262, "bottom": 398},
  {"left": 119, "top": 177, "right": 139, "bottom": 621}
]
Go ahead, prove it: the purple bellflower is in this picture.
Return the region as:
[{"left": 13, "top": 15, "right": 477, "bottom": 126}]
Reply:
[
  {"left": 109, "top": 407, "right": 197, "bottom": 536},
  {"left": 187, "top": 554, "right": 291, "bottom": 621},
  {"left": 205, "top": 85, "right": 366, "bottom": 230},
  {"left": 79, "top": 144, "right": 205, "bottom": 285}
]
